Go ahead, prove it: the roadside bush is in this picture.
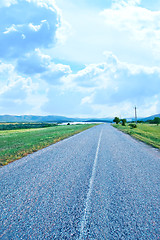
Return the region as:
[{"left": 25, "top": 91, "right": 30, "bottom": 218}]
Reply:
[
  {"left": 129, "top": 123, "right": 137, "bottom": 128},
  {"left": 121, "top": 119, "right": 127, "bottom": 126}
]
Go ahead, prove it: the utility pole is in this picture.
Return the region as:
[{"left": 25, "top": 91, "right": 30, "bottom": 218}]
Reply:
[{"left": 135, "top": 106, "right": 137, "bottom": 125}]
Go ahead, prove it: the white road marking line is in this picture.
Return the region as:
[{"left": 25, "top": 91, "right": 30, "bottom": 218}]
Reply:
[{"left": 79, "top": 129, "right": 103, "bottom": 239}]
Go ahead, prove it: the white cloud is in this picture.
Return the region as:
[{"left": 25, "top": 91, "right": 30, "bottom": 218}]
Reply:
[
  {"left": 53, "top": 0, "right": 160, "bottom": 67},
  {"left": 1, "top": 51, "right": 159, "bottom": 117},
  {"left": 112, "top": 0, "right": 141, "bottom": 8},
  {"left": 0, "top": 0, "right": 71, "bottom": 87},
  {"left": 41, "top": 62, "right": 72, "bottom": 85},
  {"left": 3, "top": 25, "right": 17, "bottom": 34},
  {"left": 0, "top": 0, "right": 17, "bottom": 7},
  {"left": 56, "top": 18, "right": 72, "bottom": 45},
  {"left": 1, "top": 0, "right": 160, "bottom": 117},
  {"left": 0, "top": 61, "right": 48, "bottom": 115},
  {"left": 62, "top": 52, "right": 160, "bottom": 117},
  {"left": 28, "top": 22, "right": 43, "bottom": 32},
  {"left": 101, "top": 4, "right": 160, "bottom": 63},
  {"left": 16, "top": 49, "right": 51, "bottom": 75},
  {"left": 16, "top": 49, "right": 72, "bottom": 84},
  {"left": 0, "top": 0, "right": 59, "bottom": 59},
  {"left": 67, "top": 63, "right": 109, "bottom": 89},
  {"left": 81, "top": 94, "right": 94, "bottom": 105}
]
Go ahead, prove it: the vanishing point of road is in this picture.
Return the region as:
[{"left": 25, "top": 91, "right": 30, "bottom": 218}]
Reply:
[{"left": 0, "top": 124, "right": 160, "bottom": 239}]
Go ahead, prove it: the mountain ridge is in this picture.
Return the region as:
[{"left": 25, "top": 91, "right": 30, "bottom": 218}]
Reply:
[
  {"left": 139, "top": 114, "right": 160, "bottom": 121},
  {"left": 0, "top": 114, "right": 159, "bottom": 123}
]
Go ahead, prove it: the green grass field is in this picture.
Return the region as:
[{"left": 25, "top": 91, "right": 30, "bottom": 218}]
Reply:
[
  {"left": 0, "top": 124, "right": 96, "bottom": 166},
  {"left": 0, "top": 122, "right": 56, "bottom": 130},
  {"left": 113, "top": 123, "right": 160, "bottom": 149}
]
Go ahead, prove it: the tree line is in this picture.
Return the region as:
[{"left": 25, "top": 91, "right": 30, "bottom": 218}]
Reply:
[{"left": 113, "top": 117, "right": 160, "bottom": 126}]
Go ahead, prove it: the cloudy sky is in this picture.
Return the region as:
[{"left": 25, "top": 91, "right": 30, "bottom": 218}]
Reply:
[{"left": 0, "top": 0, "right": 160, "bottom": 118}]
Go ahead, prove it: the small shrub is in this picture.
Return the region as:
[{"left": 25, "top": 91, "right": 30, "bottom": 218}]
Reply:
[{"left": 129, "top": 123, "right": 137, "bottom": 128}]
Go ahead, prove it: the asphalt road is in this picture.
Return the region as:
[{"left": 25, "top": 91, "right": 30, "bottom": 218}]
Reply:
[{"left": 0, "top": 124, "right": 160, "bottom": 239}]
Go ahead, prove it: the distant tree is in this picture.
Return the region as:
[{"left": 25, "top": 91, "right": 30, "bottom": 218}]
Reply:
[
  {"left": 121, "top": 118, "right": 127, "bottom": 126},
  {"left": 137, "top": 120, "right": 144, "bottom": 123},
  {"left": 67, "top": 122, "right": 70, "bottom": 125},
  {"left": 153, "top": 117, "right": 160, "bottom": 126},
  {"left": 113, "top": 117, "right": 120, "bottom": 124}
]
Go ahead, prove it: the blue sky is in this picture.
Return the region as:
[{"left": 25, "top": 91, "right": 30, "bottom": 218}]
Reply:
[{"left": 0, "top": 0, "right": 160, "bottom": 118}]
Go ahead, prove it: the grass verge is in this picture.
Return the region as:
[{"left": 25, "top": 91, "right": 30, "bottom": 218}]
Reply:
[
  {"left": 0, "top": 124, "right": 97, "bottom": 166},
  {"left": 113, "top": 123, "right": 160, "bottom": 149}
]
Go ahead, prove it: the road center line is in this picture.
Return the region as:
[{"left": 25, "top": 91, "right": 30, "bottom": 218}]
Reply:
[{"left": 79, "top": 129, "right": 103, "bottom": 239}]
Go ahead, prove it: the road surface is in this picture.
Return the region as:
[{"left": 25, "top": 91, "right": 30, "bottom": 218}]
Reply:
[{"left": 0, "top": 124, "right": 160, "bottom": 239}]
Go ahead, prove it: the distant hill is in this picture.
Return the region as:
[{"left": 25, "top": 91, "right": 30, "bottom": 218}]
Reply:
[
  {"left": 0, "top": 115, "right": 76, "bottom": 123},
  {"left": 140, "top": 114, "right": 160, "bottom": 121},
  {"left": 84, "top": 118, "right": 113, "bottom": 123},
  {"left": 0, "top": 114, "right": 159, "bottom": 123},
  {"left": 0, "top": 115, "right": 113, "bottom": 123}
]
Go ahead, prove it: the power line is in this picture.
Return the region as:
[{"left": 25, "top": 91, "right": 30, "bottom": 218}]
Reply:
[{"left": 135, "top": 106, "right": 137, "bottom": 124}]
